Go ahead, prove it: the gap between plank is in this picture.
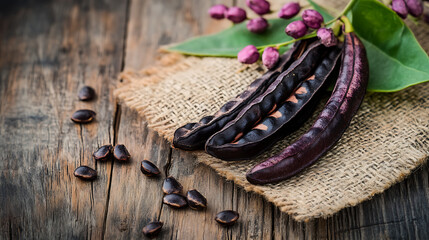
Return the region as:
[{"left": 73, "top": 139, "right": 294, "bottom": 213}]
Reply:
[
  {"left": 101, "top": 102, "right": 122, "bottom": 239},
  {"left": 101, "top": 0, "right": 130, "bottom": 238},
  {"left": 157, "top": 147, "right": 173, "bottom": 222}
]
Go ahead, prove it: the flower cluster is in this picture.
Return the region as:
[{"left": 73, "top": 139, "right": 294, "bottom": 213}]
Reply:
[
  {"left": 209, "top": 0, "right": 272, "bottom": 33},
  {"left": 237, "top": 5, "right": 338, "bottom": 69},
  {"left": 391, "top": 0, "right": 424, "bottom": 19}
]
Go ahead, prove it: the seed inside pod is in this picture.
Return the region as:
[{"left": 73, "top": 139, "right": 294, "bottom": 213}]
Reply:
[
  {"left": 93, "top": 145, "right": 113, "bottom": 161},
  {"left": 163, "top": 194, "right": 188, "bottom": 208},
  {"left": 141, "top": 160, "right": 161, "bottom": 177},
  {"left": 74, "top": 166, "right": 97, "bottom": 180},
  {"left": 186, "top": 189, "right": 207, "bottom": 210},
  {"left": 215, "top": 210, "right": 239, "bottom": 226},
  {"left": 142, "top": 221, "right": 163, "bottom": 238},
  {"left": 78, "top": 86, "right": 96, "bottom": 101},
  {"left": 71, "top": 109, "right": 96, "bottom": 123},
  {"left": 113, "top": 144, "right": 130, "bottom": 161},
  {"left": 162, "top": 176, "right": 183, "bottom": 194}
]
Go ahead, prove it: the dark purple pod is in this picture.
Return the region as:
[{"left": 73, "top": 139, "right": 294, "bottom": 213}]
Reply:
[
  {"left": 246, "top": 0, "right": 270, "bottom": 15},
  {"left": 206, "top": 41, "right": 329, "bottom": 161},
  {"left": 247, "top": 32, "right": 369, "bottom": 185},
  {"left": 302, "top": 9, "right": 324, "bottom": 29},
  {"left": 74, "top": 166, "right": 97, "bottom": 180},
  {"left": 247, "top": 17, "right": 269, "bottom": 33},
  {"left": 209, "top": 4, "right": 229, "bottom": 19},
  {"left": 163, "top": 194, "right": 188, "bottom": 208},
  {"left": 226, "top": 7, "right": 247, "bottom": 23},
  {"left": 278, "top": 2, "right": 301, "bottom": 19},
  {"left": 285, "top": 20, "right": 307, "bottom": 39},
  {"left": 142, "top": 221, "right": 163, "bottom": 238},
  {"left": 93, "top": 145, "right": 113, "bottom": 161},
  {"left": 207, "top": 47, "right": 342, "bottom": 161},
  {"left": 405, "top": 0, "right": 423, "bottom": 17},
  {"left": 173, "top": 40, "right": 310, "bottom": 150}
]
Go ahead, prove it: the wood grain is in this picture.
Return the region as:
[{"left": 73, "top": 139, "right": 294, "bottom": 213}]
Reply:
[
  {"left": 0, "top": 0, "right": 428, "bottom": 239},
  {"left": 0, "top": 0, "right": 127, "bottom": 238}
]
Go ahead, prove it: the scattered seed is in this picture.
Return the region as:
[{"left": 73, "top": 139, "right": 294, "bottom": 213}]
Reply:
[
  {"left": 93, "top": 145, "right": 113, "bottom": 161},
  {"left": 71, "top": 109, "right": 96, "bottom": 123},
  {"left": 78, "top": 86, "right": 96, "bottom": 101},
  {"left": 162, "top": 176, "right": 183, "bottom": 194},
  {"left": 113, "top": 144, "right": 130, "bottom": 161},
  {"left": 186, "top": 189, "right": 207, "bottom": 210},
  {"left": 74, "top": 166, "right": 97, "bottom": 180},
  {"left": 142, "top": 221, "right": 163, "bottom": 238},
  {"left": 215, "top": 210, "right": 239, "bottom": 226},
  {"left": 163, "top": 194, "right": 188, "bottom": 208},
  {"left": 141, "top": 160, "right": 161, "bottom": 177}
]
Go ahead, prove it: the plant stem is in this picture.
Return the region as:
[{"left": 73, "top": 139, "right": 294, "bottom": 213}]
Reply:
[
  {"left": 257, "top": 32, "right": 317, "bottom": 50},
  {"left": 325, "top": 0, "right": 357, "bottom": 25}
]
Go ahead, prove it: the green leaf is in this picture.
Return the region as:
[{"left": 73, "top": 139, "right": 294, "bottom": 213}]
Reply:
[
  {"left": 167, "top": 18, "right": 297, "bottom": 57},
  {"left": 349, "top": 0, "right": 429, "bottom": 91}
]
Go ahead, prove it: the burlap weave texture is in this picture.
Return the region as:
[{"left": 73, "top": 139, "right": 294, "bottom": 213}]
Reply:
[{"left": 115, "top": 12, "right": 429, "bottom": 221}]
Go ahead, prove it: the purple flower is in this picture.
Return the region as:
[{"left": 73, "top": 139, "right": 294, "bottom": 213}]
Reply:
[
  {"left": 226, "top": 7, "right": 247, "bottom": 23},
  {"left": 278, "top": 2, "right": 301, "bottom": 19},
  {"left": 302, "top": 9, "right": 324, "bottom": 29},
  {"left": 246, "top": 0, "right": 271, "bottom": 15},
  {"left": 392, "top": 0, "right": 408, "bottom": 18},
  {"left": 285, "top": 20, "right": 308, "bottom": 39},
  {"left": 262, "top": 47, "right": 279, "bottom": 69},
  {"left": 209, "top": 4, "right": 229, "bottom": 19},
  {"left": 238, "top": 45, "right": 260, "bottom": 64},
  {"left": 317, "top": 28, "right": 338, "bottom": 47},
  {"left": 405, "top": 0, "right": 423, "bottom": 17},
  {"left": 247, "top": 17, "right": 269, "bottom": 33}
]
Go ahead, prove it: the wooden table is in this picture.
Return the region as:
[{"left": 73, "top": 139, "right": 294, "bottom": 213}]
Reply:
[{"left": 1, "top": 0, "right": 428, "bottom": 239}]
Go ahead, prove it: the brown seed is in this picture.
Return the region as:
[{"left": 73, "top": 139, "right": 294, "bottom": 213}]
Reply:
[
  {"left": 163, "top": 194, "right": 188, "bottom": 208},
  {"left": 74, "top": 166, "right": 97, "bottom": 180},
  {"left": 162, "top": 176, "right": 183, "bottom": 194},
  {"left": 215, "top": 210, "right": 239, "bottom": 226},
  {"left": 78, "top": 86, "right": 96, "bottom": 101},
  {"left": 113, "top": 144, "right": 130, "bottom": 161},
  {"left": 93, "top": 145, "right": 113, "bottom": 161},
  {"left": 141, "top": 160, "right": 161, "bottom": 177},
  {"left": 186, "top": 189, "right": 207, "bottom": 210},
  {"left": 142, "top": 221, "right": 163, "bottom": 238},
  {"left": 71, "top": 109, "right": 96, "bottom": 123}
]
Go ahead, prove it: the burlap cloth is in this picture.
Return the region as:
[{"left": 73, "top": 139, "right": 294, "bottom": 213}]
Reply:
[{"left": 115, "top": 1, "right": 429, "bottom": 221}]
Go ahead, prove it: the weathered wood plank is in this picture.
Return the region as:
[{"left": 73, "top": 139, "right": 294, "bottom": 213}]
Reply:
[
  {"left": 110, "top": 0, "right": 429, "bottom": 238},
  {"left": 103, "top": 0, "right": 275, "bottom": 239},
  {"left": 0, "top": 0, "right": 127, "bottom": 239},
  {"left": 1, "top": 0, "right": 428, "bottom": 239}
]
